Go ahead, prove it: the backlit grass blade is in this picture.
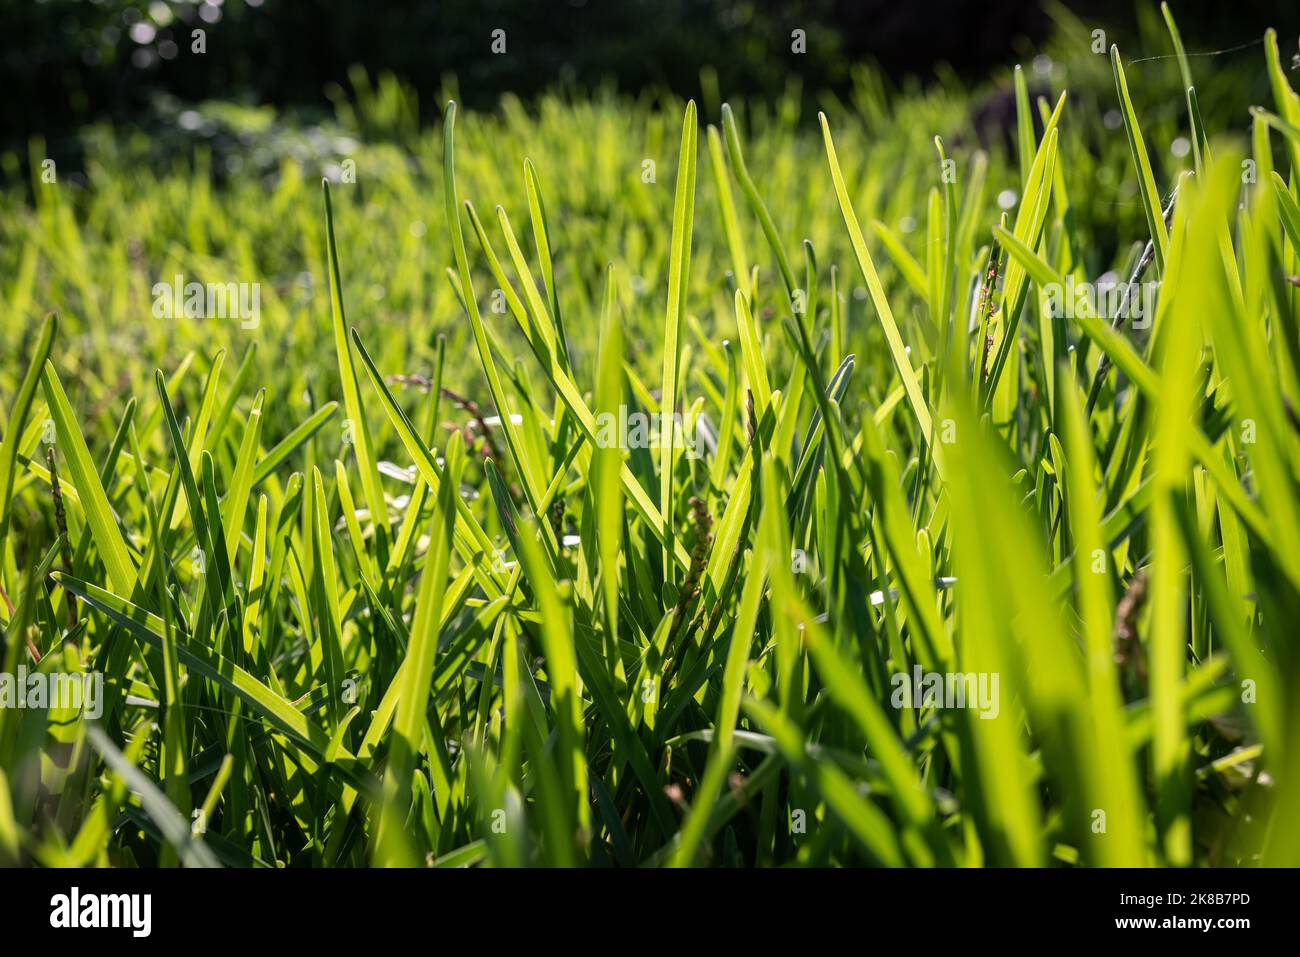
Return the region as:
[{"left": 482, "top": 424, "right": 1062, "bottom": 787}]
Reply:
[
  {"left": 593, "top": 264, "right": 624, "bottom": 659},
  {"left": 515, "top": 512, "right": 590, "bottom": 860},
  {"left": 1264, "top": 29, "right": 1300, "bottom": 176},
  {"left": 659, "top": 100, "right": 698, "bottom": 578},
  {"left": 820, "top": 112, "right": 941, "bottom": 476},
  {"left": 1057, "top": 370, "right": 1147, "bottom": 865},
  {"left": 323, "top": 180, "right": 389, "bottom": 530},
  {"left": 376, "top": 432, "right": 463, "bottom": 865},
  {"left": 721, "top": 103, "right": 797, "bottom": 297},
  {"left": 1111, "top": 45, "right": 1169, "bottom": 271},
  {"left": 0, "top": 312, "right": 55, "bottom": 548},
  {"left": 442, "top": 103, "right": 556, "bottom": 526},
  {"left": 733, "top": 289, "right": 772, "bottom": 416},
  {"left": 1013, "top": 65, "right": 1034, "bottom": 185},
  {"left": 1148, "top": 197, "right": 1200, "bottom": 867},
  {"left": 670, "top": 491, "right": 771, "bottom": 866},
  {"left": 1160, "top": 3, "right": 1207, "bottom": 172},
  {"left": 984, "top": 97, "right": 1063, "bottom": 403},
  {"left": 523, "top": 158, "right": 572, "bottom": 369},
  {"left": 221, "top": 388, "right": 264, "bottom": 564},
  {"left": 40, "top": 361, "right": 137, "bottom": 594},
  {"left": 706, "top": 124, "right": 752, "bottom": 298},
  {"left": 309, "top": 466, "right": 346, "bottom": 732}
]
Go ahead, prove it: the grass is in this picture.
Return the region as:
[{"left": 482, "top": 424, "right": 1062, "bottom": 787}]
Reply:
[{"left": 1, "top": 8, "right": 1299, "bottom": 867}]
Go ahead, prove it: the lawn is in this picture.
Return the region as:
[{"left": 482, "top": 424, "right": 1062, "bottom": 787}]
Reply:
[{"left": 1, "top": 7, "right": 1298, "bottom": 867}]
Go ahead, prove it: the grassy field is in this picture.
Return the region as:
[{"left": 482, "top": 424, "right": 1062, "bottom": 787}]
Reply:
[{"left": 1, "top": 8, "right": 1299, "bottom": 867}]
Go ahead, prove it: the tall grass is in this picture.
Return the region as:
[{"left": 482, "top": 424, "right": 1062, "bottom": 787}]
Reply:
[{"left": 1, "top": 11, "right": 1298, "bottom": 866}]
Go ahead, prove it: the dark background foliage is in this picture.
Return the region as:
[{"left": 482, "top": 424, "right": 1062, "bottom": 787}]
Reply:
[{"left": 5, "top": 0, "right": 1294, "bottom": 151}]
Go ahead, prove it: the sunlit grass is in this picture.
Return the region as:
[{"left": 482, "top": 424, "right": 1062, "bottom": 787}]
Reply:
[{"left": 1, "top": 10, "right": 1298, "bottom": 867}]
